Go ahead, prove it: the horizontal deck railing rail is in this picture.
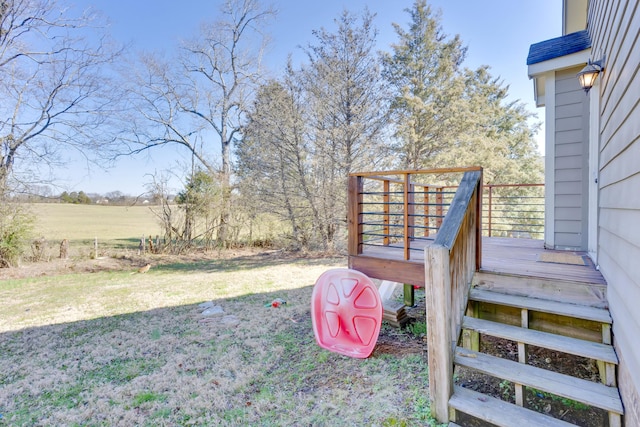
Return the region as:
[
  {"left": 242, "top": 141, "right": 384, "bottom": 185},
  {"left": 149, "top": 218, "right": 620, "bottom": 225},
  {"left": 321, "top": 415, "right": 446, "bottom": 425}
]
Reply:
[
  {"left": 482, "top": 183, "right": 544, "bottom": 239},
  {"left": 348, "top": 167, "right": 481, "bottom": 261}
]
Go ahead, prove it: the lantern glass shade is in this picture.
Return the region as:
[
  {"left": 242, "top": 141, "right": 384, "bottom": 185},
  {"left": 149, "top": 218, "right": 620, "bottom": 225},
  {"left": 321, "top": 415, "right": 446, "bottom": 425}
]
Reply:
[{"left": 577, "top": 62, "right": 602, "bottom": 93}]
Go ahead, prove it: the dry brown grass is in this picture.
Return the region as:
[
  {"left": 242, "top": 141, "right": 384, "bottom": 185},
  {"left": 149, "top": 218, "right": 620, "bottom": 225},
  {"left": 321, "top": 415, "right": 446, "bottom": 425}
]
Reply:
[{"left": 0, "top": 253, "right": 437, "bottom": 426}]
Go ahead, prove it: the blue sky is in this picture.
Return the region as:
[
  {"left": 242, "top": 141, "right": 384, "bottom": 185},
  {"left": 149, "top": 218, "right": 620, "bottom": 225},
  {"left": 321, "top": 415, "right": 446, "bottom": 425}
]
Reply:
[{"left": 65, "top": 0, "right": 561, "bottom": 195}]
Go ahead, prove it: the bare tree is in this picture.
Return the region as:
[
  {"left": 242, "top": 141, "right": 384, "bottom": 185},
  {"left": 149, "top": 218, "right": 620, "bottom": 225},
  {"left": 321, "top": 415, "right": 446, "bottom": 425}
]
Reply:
[
  {"left": 237, "top": 66, "right": 318, "bottom": 249},
  {"left": 0, "top": 0, "right": 121, "bottom": 196},
  {"left": 239, "top": 10, "right": 390, "bottom": 251},
  {"left": 301, "top": 9, "right": 390, "bottom": 250},
  {"left": 123, "top": 0, "right": 275, "bottom": 248}
]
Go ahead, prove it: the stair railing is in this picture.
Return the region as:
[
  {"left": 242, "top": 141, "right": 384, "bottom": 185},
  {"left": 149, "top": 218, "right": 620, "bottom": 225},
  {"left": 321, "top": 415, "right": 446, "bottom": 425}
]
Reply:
[{"left": 425, "top": 169, "right": 483, "bottom": 422}]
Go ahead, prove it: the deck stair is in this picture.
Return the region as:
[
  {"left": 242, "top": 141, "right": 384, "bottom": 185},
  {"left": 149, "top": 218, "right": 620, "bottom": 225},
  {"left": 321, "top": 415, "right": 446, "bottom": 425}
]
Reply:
[{"left": 448, "top": 284, "right": 623, "bottom": 427}]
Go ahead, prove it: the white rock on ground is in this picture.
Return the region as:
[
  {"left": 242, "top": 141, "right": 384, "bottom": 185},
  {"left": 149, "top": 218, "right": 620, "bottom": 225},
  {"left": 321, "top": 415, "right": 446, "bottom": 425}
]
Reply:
[
  {"left": 201, "top": 305, "right": 224, "bottom": 317},
  {"left": 198, "top": 301, "right": 215, "bottom": 310}
]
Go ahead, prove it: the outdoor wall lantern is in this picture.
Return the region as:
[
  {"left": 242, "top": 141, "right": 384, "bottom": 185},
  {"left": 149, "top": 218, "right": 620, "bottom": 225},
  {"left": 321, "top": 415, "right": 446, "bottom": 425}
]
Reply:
[{"left": 577, "top": 58, "right": 605, "bottom": 93}]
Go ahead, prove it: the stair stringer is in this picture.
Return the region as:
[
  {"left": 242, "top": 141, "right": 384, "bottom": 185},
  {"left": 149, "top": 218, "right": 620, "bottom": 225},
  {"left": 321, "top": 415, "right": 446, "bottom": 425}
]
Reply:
[{"left": 447, "top": 272, "right": 623, "bottom": 427}]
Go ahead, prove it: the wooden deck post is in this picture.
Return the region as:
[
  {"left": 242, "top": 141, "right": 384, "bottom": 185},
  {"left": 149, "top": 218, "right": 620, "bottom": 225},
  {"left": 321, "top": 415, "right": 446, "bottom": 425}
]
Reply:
[
  {"left": 383, "top": 179, "right": 390, "bottom": 246},
  {"left": 463, "top": 302, "right": 480, "bottom": 351},
  {"left": 487, "top": 185, "right": 493, "bottom": 237},
  {"left": 424, "top": 185, "right": 430, "bottom": 237},
  {"left": 348, "top": 175, "right": 364, "bottom": 256},
  {"left": 408, "top": 182, "right": 415, "bottom": 240},
  {"left": 476, "top": 174, "right": 483, "bottom": 270},
  {"left": 515, "top": 308, "right": 529, "bottom": 406},
  {"left": 426, "top": 244, "right": 453, "bottom": 423},
  {"left": 424, "top": 170, "right": 483, "bottom": 424},
  {"left": 435, "top": 188, "right": 444, "bottom": 230},
  {"left": 403, "top": 173, "right": 411, "bottom": 260}
]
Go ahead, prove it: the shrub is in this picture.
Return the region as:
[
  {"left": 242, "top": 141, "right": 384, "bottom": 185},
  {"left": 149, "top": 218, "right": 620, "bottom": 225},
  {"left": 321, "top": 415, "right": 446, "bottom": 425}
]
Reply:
[{"left": 0, "top": 203, "right": 34, "bottom": 267}]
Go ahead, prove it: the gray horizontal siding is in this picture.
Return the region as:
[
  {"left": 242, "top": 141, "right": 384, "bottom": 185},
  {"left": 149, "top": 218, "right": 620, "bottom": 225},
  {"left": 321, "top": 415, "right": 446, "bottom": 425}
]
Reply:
[
  {"left": 555, "top": 233, "right": 582, "bottom": 248},
  {"left": 555, "top": 194, "right": 582, "bottom": 208},
  {"left": 600, "top": 171, "right": 640, "bottom": 210},
  {"left": 556, "top": 168, "right": 583, "bottom": 181},
  {"left": 556, "top": 129, "right": 583, "bottom": 144},
  {"left": 554, "top": 180, "right": 582, "bottom": 195},
  {"left": 555, "top": 220, "right": 582, "bottom": 233},
  {"left": 590, "top": 0, "right": 640, "bottom": 422},
  {"left": 553, "top": 67, "right": 588, "bottom": 251},
  {"left": 556, "top": 142, "right": 582, "bottom": 156},
  {"left": 599, "top": 138, "right": 640, "bottom": 188},
  {"left": 555, "top": 155, "right": 583, "bottom": 170}
]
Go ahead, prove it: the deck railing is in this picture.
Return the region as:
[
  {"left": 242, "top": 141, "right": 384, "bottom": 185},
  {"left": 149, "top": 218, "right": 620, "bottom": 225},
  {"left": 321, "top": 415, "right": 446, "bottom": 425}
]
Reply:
[
  {"left": 483, "top": 184, "right": 544, "bottom": 239},
  {"left": 424, "top": 169, "right": 483, "bottom": 422},
  {"left": 348, "top": 172, "right": 543, "bottom": 264},
  {"left": 348, "top": 167, "right": 481, "bottom": 261}
]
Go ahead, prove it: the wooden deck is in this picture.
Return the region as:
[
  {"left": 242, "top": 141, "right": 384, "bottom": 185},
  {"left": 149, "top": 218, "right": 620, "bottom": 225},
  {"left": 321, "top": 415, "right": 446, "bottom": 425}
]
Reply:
[
  {"left": 349, "top": 237, "right": 606, "bottom": 286},
  {"left": 481, "top": 237, "right": 605, "bottom": 285}
]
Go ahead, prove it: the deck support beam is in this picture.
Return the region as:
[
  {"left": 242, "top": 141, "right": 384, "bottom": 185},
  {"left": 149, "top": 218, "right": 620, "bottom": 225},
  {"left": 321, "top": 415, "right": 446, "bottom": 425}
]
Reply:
[{"left": 403, "top": 283, "right": 415, "bottom": 307}]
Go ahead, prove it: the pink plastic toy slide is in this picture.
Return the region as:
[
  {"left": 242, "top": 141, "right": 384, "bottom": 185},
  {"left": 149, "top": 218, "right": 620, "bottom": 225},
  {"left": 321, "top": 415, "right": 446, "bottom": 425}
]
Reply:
[{"left": 311, "top": 269, "right": 382, "bottom": 358}]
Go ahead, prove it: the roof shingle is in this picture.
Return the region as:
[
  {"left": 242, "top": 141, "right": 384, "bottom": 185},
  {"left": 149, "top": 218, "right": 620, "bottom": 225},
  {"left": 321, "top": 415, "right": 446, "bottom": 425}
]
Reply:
[{"left": 527, "top": 30, "right": 591, "bottom": 65}]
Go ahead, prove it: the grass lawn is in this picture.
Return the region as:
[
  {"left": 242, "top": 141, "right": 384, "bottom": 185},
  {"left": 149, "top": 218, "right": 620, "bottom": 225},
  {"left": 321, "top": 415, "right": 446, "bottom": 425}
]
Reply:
[{"left": 0, "top": 254, "right": 438, "bottom": 426}]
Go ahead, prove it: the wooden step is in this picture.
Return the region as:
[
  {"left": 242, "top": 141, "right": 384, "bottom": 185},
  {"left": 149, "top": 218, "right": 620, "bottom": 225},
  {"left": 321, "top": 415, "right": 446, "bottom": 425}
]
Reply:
[
  {"left": 454, "top": 347, "right": 623, "bottom": 414},
  {"left": 473, "top": 271, "right": 608, "bottom": 309},
  {"left": 469, "top": 288, "right": 612, "bottom": 324},
  {"left": 449, "top": 385, "right": 575, "bottom": 427},
  {"left": 462, "top": 316, "right": 618, "bottom": 364}
]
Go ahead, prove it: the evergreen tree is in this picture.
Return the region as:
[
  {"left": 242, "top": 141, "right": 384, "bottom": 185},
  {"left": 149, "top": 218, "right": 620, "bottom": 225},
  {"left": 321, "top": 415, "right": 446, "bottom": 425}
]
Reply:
[
  {"left": 381, "top": 0, "right": 468, "bottom": 169},
  {"left": 382, "top": 0, "right": 542, "bottom": 184}
]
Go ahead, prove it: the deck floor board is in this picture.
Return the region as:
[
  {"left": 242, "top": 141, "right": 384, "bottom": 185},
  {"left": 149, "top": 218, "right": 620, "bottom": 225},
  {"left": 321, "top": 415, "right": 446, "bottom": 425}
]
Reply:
[{"left": 356, "top": 237, "right": 605, "bottom": 285}]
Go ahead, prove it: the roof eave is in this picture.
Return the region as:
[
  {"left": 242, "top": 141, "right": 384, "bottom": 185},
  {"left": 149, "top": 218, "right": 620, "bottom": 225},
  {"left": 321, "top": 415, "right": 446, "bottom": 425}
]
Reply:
[
  {"left": 528, "top": 48, "right": 591, "bottom": 107},
  {"left": 528, "top": 48, "right": 591, "bottom": 77}
]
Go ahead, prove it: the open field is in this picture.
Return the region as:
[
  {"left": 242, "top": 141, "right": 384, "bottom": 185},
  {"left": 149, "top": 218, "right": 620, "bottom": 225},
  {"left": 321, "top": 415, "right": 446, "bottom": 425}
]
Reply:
[
  {"left": 29, "top": 203, "right": 162, "bottom": 242},
  {"left": 0, "top": 253, "right": 436, "bottom": 426},
  {"left": 23, "top": 203, "right": 285, "bottom": 261}
]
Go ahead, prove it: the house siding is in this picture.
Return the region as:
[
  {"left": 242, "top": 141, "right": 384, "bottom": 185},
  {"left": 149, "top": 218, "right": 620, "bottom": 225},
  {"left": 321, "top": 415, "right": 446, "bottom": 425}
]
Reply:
[
  {"left": 554, "top": 68, "right": 589, "bottom": 250},
  {"left": 589, "top": 1, "right": 640, "bottom": 425}
]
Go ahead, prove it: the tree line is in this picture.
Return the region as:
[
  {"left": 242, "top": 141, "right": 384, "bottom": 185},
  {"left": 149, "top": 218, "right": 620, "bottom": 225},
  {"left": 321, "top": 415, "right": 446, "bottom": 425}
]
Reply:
[{"left": 0, "top": 0, "right": 542, "bottom": 259}]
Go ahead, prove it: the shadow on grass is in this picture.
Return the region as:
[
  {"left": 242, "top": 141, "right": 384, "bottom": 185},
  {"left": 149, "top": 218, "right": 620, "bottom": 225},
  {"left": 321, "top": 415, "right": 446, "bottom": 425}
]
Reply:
[{"left": 0, "top": 283, "right": 430, "bottom": 426}]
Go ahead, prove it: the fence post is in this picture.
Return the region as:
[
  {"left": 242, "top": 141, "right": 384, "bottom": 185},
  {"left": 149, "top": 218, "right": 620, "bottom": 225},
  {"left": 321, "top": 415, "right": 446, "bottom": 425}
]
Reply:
[{"left": 60, "top": 239, "right": 68, "bottom": 259}]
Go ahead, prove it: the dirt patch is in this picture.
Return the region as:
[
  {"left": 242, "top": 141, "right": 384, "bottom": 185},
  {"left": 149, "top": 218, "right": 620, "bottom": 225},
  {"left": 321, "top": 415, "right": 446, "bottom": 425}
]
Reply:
[
  {"left": 0, "top": 248, "right": 321, "bottom": 280},
  {"left": 453, "top": 335, "right": 607, "bottom": 427}
]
